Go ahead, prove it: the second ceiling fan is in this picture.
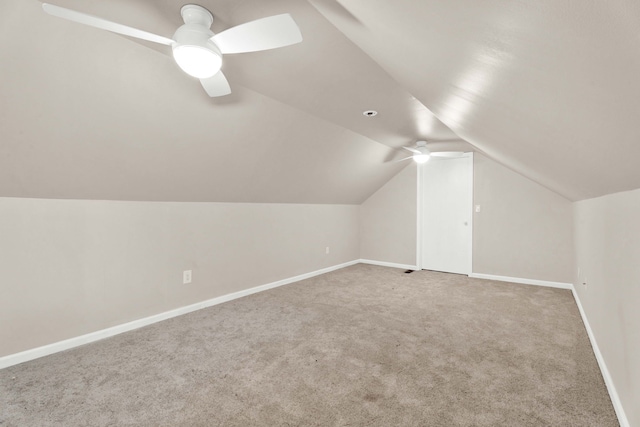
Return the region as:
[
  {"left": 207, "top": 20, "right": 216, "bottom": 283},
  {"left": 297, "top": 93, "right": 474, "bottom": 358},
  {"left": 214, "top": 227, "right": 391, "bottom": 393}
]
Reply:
[
  {"left": 42, "top": 3, "right": 303, "bottom": 97},
  {"left": 397, "top": 140, "right": 466, "bottom": 164}
]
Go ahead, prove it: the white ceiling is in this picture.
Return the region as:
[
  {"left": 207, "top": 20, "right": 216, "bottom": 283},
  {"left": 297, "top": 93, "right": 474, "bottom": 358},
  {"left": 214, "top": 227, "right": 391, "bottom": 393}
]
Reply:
[{"left": 1, "top": 0, "right": 638, "bottom": 203}]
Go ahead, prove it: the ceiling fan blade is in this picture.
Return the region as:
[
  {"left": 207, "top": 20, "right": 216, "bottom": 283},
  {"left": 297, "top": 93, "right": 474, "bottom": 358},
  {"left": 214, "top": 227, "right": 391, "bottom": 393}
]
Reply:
[
  {"left": 212, "top": 14, "right": 302, "bottom": 54},
  {"left": 403, "top": 146, "right": 421, "bottom": 154},
  {"left": 394, "top": 156, "right": 414, "bottom": 163},
  {"left": 431, "top": 151, "right": 466, "bottom": 158},
  {"left": 42, "top": 3, "right": 174, "bottom": 46},
  {"left": 200, "top": 71, "right": 231, "bottom": 97}
]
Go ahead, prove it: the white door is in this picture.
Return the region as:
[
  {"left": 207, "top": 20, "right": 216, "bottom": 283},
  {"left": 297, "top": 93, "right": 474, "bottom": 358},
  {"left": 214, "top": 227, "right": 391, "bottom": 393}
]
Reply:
[{"left": 420, "top": 153, "right": 473, "bottom": 274}]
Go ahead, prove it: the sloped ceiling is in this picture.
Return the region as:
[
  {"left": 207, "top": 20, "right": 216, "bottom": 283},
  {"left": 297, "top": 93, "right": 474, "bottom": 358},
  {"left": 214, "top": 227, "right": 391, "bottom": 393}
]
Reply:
[
  {"left": 1, "top": 0, "right": 638, "bottom": 203},
  {"left": 312, "top": 0, "right": 640, "bottom": 201},
  {"left": 0, "top": 0, "right": 459, "bottom": 204}
]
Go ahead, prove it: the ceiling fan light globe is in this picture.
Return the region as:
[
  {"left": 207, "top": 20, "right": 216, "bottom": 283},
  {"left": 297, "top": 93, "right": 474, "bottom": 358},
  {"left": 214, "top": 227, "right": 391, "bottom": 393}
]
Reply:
[
  {"left": 172, "top": 44, "right": 222, "bottom": 79},
  {"left": 413, "top": 153, "right": 430, "bottom": 164}
]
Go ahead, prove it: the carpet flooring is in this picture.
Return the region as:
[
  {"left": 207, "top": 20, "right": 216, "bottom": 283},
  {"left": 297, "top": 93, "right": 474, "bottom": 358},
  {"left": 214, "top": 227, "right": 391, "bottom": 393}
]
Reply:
[{"left": 0, "top": 264, "right": 618, "bottom": 426}]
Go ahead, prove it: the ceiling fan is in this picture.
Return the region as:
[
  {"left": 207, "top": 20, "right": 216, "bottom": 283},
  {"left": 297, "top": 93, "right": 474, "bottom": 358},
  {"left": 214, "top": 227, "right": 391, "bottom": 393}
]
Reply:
[
  {"left": 397, "top": 140, "right": 466, "bottom": 164},
  {"left": 42, "top": 3, "right": 303, "bottom": 97}
]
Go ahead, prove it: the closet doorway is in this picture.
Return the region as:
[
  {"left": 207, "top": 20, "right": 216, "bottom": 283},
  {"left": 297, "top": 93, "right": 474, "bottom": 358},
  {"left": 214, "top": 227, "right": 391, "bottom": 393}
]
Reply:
[{"left": 419, "top": 153, "right": 473, "bottom": 275}]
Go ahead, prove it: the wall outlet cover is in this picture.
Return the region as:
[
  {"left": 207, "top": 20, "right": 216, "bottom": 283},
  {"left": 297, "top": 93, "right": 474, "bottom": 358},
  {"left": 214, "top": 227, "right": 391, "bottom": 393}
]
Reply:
[{"left": 183, "top": 270, "right": 192, "bottom": 284}]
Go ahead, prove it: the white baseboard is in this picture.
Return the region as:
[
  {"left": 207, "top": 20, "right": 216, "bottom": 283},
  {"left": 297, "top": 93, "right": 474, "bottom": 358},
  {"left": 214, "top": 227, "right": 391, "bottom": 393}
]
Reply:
[
  {"left": 0, "top": 260, "right": 359, "bottom": 370},
  {"left": 571, "top": 287, "right": 629, "bottom": 427},
  {"left": 359, "top": 259, "right": 419, "bottom": 271},
  {"left": 469, "top": 273, "right": 572, "bottom": 289}
]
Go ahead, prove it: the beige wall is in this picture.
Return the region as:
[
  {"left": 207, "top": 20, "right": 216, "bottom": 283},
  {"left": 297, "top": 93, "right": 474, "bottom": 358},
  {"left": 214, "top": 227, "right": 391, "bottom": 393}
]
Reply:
[
  {"left": 359, "top": 155, "right": 573, "bottom": 282},
  {"left": 473, "top": 154, "right": 574, "bottom": 283},
  {"left": 359, "top": 164, "right": 417, "bottom": 266},
  {"left": 0, "top": 198, "right": 359, "bottom": 357},
  {"left": 574, "top": 189, "right": 640, "bottom": 427}
]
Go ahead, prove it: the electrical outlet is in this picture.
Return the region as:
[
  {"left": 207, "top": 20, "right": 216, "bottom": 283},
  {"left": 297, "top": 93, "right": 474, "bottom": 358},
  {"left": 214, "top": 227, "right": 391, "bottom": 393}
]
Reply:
[
  {"left": 183, "top": 270, "right": 192, "bottom": 284},
  {"left": 325, "top": 246, "right": 330, "bottom": 254}
]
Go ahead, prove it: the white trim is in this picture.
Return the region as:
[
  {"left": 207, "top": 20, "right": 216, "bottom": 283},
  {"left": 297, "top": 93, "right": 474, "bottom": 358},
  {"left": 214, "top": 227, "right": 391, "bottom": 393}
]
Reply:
[
  {"left": 416, "top": 163, "right": 424, "bottom": 270},
  {"left": 571, "top": 287, "right": 630, "bottom": 427},
  {"left": 359, "top": 259, "right": 419, "bottom": 271},
  {"left": 0, "top": 260, "right": 359, "bottom": 370},
  {"left": 467, "top": 152, "right": 474, "bottom": 275},
  {"left": 469, "top": 273, "right": 572, "bottom": 289}
]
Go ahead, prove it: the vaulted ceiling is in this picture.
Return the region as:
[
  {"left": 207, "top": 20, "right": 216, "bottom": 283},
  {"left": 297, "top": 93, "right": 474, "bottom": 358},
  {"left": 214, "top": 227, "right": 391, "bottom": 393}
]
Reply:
[{"left": 1, "top": 0, "right": 638, "bottom": 203}]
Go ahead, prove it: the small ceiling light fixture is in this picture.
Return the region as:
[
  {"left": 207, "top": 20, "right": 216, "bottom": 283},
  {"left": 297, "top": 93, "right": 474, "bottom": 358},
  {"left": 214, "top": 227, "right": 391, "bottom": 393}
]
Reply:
[
  {"left": 413, "top": 153, "right": 431, "bottom": 164},
  {"left": 173, "top": 45, "right": 222, "bottom": 78},
  {"left": 172, "top": 5, "right": 222, "bottom": 79},
  {"left": 409, "top": 141, "right": 431, "bottom": 164},
  {"left": 363, "top": 110, "right": 378, "bottom": 117}
]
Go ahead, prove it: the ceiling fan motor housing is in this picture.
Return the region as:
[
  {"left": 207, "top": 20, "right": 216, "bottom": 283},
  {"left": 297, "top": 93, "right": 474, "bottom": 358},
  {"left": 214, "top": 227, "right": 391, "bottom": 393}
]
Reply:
[{"left": 173, "top": 24, "right": 217, "bottom": 52}]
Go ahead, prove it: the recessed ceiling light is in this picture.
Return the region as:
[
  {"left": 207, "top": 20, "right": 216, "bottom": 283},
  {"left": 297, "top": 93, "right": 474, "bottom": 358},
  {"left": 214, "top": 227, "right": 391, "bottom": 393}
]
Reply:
[{"left": 363, "top": 110, "right": 378, "bottom": 117}]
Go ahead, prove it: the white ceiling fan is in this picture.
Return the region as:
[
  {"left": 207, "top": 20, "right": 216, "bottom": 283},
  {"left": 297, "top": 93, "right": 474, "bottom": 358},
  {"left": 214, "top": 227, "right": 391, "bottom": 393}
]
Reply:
[
  {"left": 397, "top": 140, "right": 466, "bottom": 164},
  {"left": 42, "top": 3, "right": 303, "bottom": 97}
]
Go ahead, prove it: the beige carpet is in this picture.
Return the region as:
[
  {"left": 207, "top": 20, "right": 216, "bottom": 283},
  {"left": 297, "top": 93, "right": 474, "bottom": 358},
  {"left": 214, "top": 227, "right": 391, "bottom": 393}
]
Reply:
[{"left": 0, "top": 264, "right": 618, "bottom": 426}]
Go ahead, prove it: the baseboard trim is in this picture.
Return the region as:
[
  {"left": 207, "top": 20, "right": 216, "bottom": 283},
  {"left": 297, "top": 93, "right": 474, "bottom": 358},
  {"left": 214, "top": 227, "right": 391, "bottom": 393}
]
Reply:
[
  {"left": 359, "top": 259, "right": 419, "bottom": 271},
  {"left": 469, "top": 273, "right": 572, "bottom": 290},
  {"left": 0, "top": 260, "right": 359, "bottom": 370},
  {"left": 571, "top": 287, "right": 629, "bottom": 427}
]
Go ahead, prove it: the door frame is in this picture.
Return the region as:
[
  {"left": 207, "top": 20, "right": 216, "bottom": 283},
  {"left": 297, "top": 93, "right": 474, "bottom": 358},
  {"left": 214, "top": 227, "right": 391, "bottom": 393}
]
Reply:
[{"left": 416, "top": 152, "right": 474, "bottom": 274}]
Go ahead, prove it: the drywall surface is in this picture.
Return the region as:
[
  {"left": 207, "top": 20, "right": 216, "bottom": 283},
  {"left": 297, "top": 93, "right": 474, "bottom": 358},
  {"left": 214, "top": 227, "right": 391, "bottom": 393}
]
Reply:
[
  {"left": 574, "top": 189, "right": 640, "bottom": 427},
  {"left": 360, "top": 165, "right": 417, "bottom": 266},
  {"left": 473, "top": 154, "right": 574, "bottom": 283},
  {"left": 0, "top": 198, "right": 359, "bottom": 357}
]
